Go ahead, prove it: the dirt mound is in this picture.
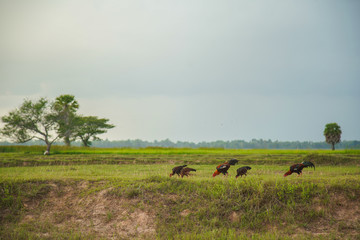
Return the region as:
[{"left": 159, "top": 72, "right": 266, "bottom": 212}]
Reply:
[{"left": 21, "top": 181, "right": 155, "bottom": 239}]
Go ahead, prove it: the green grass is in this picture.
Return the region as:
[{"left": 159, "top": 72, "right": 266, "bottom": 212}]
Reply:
[
  {"left": 1, "top": 145, "right": 360, "bottom": 155},
  {"left": 1, "top": 148, "right": 359, "bottom": 167},
  {"left": 0, "top": 164, "right": 359, "bottom": 182},
  {"left": 2, "top": 168, "right": 359, "bottom": 239},
  {"left": 0, "top": 148, "right": 359, "bottom": 239}
]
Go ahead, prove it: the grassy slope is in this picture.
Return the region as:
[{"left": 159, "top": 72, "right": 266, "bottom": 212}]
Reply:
[{"left": 0, "top": 147, "right": 359, "bottom": 239}]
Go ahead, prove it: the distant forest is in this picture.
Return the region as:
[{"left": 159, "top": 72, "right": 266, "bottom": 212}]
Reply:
[{"left": 1, "top": 139, "right": 359, "bottom": 149}]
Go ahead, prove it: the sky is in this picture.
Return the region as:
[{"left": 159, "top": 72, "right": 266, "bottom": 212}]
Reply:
[{"left": 0, "top": 0, "right": 359, "bottom": 143}]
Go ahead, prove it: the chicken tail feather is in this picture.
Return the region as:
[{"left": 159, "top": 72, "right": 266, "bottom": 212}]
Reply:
[
  {"left": 301, "top": 161, "right": 315, "bottom": 170},
  {"left": 228, "top": 159, "right": 238, "bottom": 165}
]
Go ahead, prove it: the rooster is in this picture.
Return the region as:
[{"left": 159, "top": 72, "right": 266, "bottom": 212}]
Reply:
[
  {"left": 236, "top": 166, "right": 251, "bottom": 178},
  {"left": 170, "top": 165, "right": 187, "bottom": 177},
  {"left": 284, "top": 161, "right": 315, "bottom": 177},
  {"left": 213, "top": 159, "right": 238, "bottom": 177},
  {"left": 180, "top": 167, "right": 196, "bottom": 178}
]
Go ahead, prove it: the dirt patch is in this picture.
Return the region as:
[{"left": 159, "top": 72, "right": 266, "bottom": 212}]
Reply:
[
  {"left": 21, "top": 181, "right": 156, "bottom": 239},
  {"left": 332, "top": 195, "right": 360, "bottom": 222},
  {"left": 302, "top": 194, "right": 360, "bottom": 237},
  {"left": 331, "top": 194, "right": 360, "bottom": 236},
  {"left": 180, "top": 209, "right": 191, "bottom": 217},
  {"left": 229, "top": 211, "right": 240, "bottom": 222}
]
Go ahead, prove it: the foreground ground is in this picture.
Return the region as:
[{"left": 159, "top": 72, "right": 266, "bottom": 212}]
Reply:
[{"left": 0, "top": 147, "right": 359, "bottom": 239}]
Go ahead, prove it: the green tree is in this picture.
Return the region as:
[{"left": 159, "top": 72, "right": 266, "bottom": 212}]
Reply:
[
  {"left": 73, "top": 116, "right": 114, "bottom": 147},
  {"left": 0, "top": 98, "right": 60, "bottom": 154},
  {"left": 53, "top": 94, "right": 79, "bottom": 146},
  {"left": 324, "top": 123, "right": 342, "bottom": 150}
]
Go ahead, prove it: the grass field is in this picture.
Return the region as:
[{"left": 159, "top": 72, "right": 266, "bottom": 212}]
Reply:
[{"left": 1, "top": 146, "right": 359, "bottom": 239}]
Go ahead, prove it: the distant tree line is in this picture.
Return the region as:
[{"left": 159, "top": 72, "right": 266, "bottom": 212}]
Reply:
[
  {"left": 0, "top": 95, "right": 350, "bottom": 151},
  {"left": 1, "top": 138, "right": 359, "bottom": 149}
]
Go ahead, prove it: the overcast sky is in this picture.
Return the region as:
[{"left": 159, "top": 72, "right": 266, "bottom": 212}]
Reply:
[{"left": 0, "top": 0, "right": 359, "bottom": 142}]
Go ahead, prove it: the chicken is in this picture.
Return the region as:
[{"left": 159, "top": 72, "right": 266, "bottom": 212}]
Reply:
[
  {"left": 170, "top": 165, "right": 187, "bottom": 177},
  {"left": 235, "top": 166, "right": 251, "bottom": 178},
  {"left": 284, "top": 161, "right": 315, "bottom": 177},
  {"left": 180, "top": 167, "right": 196, "bottom": 178},
  {"left": 213, "top": 159, "right": 238, "bottom": 177}
]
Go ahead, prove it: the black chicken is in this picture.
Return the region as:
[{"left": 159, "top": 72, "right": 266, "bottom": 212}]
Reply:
[{"left": 235, "top": 166, "right": 251, "bottom": 178}]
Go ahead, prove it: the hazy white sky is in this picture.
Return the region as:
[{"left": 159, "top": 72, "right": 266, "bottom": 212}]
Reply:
[{"left": 1, "top": 0, "right": 359, "bottom": 142}]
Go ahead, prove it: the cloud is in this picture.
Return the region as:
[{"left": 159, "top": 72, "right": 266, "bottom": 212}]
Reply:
[{"left": 0, "top": 0, "right": 359, "bottom": 141}]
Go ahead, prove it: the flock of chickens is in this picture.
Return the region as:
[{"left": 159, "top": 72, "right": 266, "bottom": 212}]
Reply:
[{"left": 169, "top": 159, "right": 315, "bottom": 178}]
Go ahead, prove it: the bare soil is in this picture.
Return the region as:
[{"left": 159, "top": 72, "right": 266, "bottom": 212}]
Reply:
[{"left": 21, "top": 181, "right": 156, "bottom": 239}]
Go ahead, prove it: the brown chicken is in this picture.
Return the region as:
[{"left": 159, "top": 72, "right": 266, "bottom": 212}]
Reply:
[
  {"left": 180, "top": 167, "right": 196, "bottom": 178},
  {"left": 169, "top": 165, "right": 187, "bottom": 177}
]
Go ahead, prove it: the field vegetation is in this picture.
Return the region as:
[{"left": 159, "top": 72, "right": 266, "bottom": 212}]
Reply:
[{"left": 0, "top": 146, "right": 359, "bottom": 239}]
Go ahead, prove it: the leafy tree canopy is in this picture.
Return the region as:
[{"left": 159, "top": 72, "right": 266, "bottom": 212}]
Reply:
[
  {"left": 0, "top": 98, "right": 60, "bottom": 153},
  {"left": 73, "top": 116, "right": 115, "bottom": 147}
]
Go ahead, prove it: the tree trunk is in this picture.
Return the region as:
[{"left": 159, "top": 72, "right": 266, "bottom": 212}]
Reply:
[
  {"left": 332, "top": 142, "right": 335, "bottom": 151},
  {"left": 81, "top": 137, "right": 90, "bottom": 147},
  {"left": 44, "top": 142, "right": 51, "bottom": 155},
  {"left": 64, "top": 136, "right": 71, "bottom": 147}
]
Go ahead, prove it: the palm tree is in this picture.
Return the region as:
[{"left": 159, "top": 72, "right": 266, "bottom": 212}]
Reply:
[
  {"left": 53, "top": 95, "right": 79, "bottom": 146},
  {"left": 324, "top": 123, "right": 342, "bottom": 150}
]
